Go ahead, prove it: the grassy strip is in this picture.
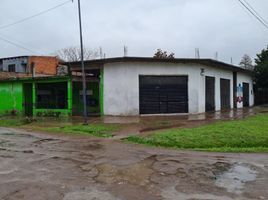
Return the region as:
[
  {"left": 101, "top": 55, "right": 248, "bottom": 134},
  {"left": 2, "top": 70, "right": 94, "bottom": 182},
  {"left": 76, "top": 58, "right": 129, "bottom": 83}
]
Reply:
[
  {"left": 0, "top": 118, "right": 117, "bottom": 138},
  {"left": 0, "top": 118, "right": 29, "bottom": 127},
  {"left": 45, "top": 124, "right": 116, "bottom": 138},
  {"left": 127, "top": 114, "right": 268, "bottom": 152}
]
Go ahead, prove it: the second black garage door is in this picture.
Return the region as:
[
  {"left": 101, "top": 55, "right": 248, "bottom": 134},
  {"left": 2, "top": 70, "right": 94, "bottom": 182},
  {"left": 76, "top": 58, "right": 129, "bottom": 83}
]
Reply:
[
  {"left": 220, "top": 78, "right": 231, "bottom": 110},
  {"left": 139, "top": 75, "right": 188, "bottom": 114},
  {"left": 243, "top": 82, "right": 250, "bottom": 107}
]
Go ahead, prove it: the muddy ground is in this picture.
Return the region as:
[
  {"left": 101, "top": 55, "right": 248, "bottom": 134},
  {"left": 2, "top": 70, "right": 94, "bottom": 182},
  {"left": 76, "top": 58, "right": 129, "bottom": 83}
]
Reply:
[{"left": 0, "top": 126, "right": 267, "bottom": 200}]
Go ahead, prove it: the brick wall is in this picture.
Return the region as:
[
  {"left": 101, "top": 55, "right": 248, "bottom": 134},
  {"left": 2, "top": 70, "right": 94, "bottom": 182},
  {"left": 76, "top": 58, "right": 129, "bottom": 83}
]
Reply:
[{"left": 28, "top": 56, "right": 59, "bottom": 75}]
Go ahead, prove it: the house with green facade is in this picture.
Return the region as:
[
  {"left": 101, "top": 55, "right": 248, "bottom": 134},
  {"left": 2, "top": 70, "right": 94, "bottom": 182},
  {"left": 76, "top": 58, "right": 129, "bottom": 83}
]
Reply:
[{"left": 0, "top": 74, "right": 104, "bottom": 118}]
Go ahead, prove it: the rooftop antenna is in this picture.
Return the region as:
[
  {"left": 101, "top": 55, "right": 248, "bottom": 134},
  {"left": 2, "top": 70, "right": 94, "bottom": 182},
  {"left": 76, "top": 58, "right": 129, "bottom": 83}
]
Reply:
[
  {"left": 124, "top": 46, "right": 128, "bottom": 57},
  {"left": 195, "top": 48, "right": 200, "bottom": 59},
  {"left": 215, "top": 52, "right": 218, "bottom": 61},
  {"left": 99, "top": 47, "right": 103, "bottom": 59},
  {"left": 231, "top": 57, "right": 233, "bottom": 64}
]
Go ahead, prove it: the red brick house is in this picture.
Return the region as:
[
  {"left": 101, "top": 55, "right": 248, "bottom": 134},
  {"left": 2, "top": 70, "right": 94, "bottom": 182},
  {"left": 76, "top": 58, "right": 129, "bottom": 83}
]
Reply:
[{"left": 0, "top": 56, "right": 60, "bottom": 77}]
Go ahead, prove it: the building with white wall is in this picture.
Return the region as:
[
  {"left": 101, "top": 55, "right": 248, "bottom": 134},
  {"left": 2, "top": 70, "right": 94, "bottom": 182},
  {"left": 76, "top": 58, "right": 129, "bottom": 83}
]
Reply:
[{"left": 69, "top": 57, "right": 254, "bottom": 116}]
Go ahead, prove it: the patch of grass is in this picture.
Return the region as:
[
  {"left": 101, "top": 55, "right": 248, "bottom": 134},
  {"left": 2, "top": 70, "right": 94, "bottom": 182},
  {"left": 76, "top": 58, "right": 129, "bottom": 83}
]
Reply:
[
  {"left": 127, "top": 114, "right": 268, "bottom": 152},
  {"left": 0, "top": 118, "right": 29, "bottom": 127},
  {"left": 46, "top": 124, "right": 117, "bottom": 138},
  {"left": 0, "top": 118, "right": 118, "bottom": 138}
]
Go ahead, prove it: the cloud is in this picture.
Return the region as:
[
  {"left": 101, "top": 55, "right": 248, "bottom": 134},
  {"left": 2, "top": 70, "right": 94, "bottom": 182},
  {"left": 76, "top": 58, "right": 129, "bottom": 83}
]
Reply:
[{"left": 0, "top": 0, "right": 267, "bottom": 64}]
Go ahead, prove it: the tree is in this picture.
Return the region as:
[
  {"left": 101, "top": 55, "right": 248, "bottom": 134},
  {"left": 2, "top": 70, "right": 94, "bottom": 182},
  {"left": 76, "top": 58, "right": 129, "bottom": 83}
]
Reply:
[
  {"left": 239, "top": 54, "right": 253, "bottom": 70},
  {"left": 254, "top": 46, "right": 268, "bottom": 89},
  {"left": 153, "top": 49, "right": 175, "bottom": 59},
  {"left": 54, "top": 46, "right": 99, "bottom": 62}
]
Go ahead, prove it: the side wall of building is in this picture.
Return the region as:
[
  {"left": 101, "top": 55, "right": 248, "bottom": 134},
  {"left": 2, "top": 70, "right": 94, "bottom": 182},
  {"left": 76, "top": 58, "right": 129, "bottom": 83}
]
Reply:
[
  {"left": 103, "top": 62, "right": 236, "bottom": 116},
  {"left": 0, "top": 81, "right": 24, "bottom": 115},
  {"left": 2, "top": 57, "right": 28, "bottom": 73},
  {"left": 200, "top": 65, "right": 234, "bottom": 112}
]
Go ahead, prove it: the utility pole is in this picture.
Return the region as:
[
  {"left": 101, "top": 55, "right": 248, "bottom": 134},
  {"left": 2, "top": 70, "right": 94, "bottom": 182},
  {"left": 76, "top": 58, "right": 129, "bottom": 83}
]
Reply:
[{"left": 77, "top": 0, "right": 88, "bottom": 124}]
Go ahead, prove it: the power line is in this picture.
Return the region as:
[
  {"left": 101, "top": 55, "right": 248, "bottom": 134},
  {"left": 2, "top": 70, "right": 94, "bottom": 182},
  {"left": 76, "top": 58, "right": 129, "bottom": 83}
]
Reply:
[
  {"left": 0, "top": 35, "right": 36, "bottom": 53},
  {"left": 243, "top": 0, "right": 268, "bottom": 26},
  {"left": 0, "top": 0, "right": 72, "bottom": 30},
  {"left": 238, "top": 0, "right": 268, "bottom": 29},
  {"left": 237, "top": 0, "right": 268, "bottom": 30},
  {"left": 0, "top": 32, "right": 40, "bottom": 53}
]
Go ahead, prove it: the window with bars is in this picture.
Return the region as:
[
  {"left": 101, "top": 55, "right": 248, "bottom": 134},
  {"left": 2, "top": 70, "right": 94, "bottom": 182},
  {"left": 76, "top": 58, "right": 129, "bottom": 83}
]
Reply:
[{"left": 8, "top": 64, "right": 16, "bottom": 72}]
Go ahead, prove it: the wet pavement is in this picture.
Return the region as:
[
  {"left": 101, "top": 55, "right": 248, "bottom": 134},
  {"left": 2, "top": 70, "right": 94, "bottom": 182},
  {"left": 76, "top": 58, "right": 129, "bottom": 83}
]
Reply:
[{"left": 0, "top": 125, "right": 267, "bottom": 200}]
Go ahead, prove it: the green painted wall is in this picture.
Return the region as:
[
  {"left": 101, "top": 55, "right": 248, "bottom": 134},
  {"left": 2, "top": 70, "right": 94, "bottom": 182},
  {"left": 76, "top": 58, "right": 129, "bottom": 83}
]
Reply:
[
  {"left": 32, "top": 78, "right": 72, "bottom": 117},
  {"left": 0, "top": 77, "right": 72, "bottom": 118},
  {"left": 0, "top": 82, "right": 23, "bottom": 116},
  {"left": 72, "top": 81, "right": 100, "bottom": 115},
  {"left": 24, "top": 83, "right": 33, "bottom": 116},
  {"left": 0, "top": 76, "right": 104, "bottom": 118},
  {"left": 33, "top": 109, "right": 71, "bottom": 118}
]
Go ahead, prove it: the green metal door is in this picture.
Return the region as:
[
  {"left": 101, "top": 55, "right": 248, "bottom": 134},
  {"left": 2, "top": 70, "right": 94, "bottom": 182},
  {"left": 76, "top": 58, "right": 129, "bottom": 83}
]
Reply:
[{"left": 23, "top": 83, "right": 33, "bottom": 116}]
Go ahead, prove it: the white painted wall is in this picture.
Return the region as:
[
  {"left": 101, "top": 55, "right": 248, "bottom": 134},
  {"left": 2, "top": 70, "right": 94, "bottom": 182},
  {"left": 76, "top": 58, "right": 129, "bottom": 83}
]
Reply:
[
  {"left": 104, "top": 62, "right": 200, "bottom": 116},
  {"left": 201, "top": 65, "right": 234, "bottom": 112},
  {"left": 236, "top": 72, "right": 254, "bottom": 108},
  {"left": 103, "top": 62, "right": 251, "bottom": 116}
]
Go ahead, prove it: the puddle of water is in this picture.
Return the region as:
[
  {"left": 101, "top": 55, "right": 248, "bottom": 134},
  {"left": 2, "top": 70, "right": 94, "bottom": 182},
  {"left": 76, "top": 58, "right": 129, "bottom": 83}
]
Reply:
[
  {"left": 188, "top": 114, "right": 206, "bottom": 121},
  {"left": 215, "top": 164, "right": 257, "bottom": 194},
  {"left": 162, "top": 186, "right": 232, "bottom": 200},
  {"left": 96, "top": 159, "right": 153, "bottom": 185}
]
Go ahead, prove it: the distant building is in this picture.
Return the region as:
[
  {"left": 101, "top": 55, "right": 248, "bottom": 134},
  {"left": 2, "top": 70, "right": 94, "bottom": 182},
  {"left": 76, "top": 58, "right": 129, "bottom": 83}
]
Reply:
[{"left": 0, "top": 56, "right": 60, "bottom": 78}]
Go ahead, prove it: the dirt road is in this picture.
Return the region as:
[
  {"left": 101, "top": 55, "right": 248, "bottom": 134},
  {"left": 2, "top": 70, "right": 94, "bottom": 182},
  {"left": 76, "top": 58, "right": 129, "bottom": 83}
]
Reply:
[{"left": 0, "top": 127, "right": 267, "bottom": 200}]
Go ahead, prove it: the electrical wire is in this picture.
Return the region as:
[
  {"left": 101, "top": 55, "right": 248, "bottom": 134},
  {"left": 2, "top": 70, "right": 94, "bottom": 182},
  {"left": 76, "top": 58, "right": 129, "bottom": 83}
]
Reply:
[
  {"left": 237, "top": 0, "right": 268, "bottom": 30},
  {"left": 0, "top": 32, "right": 40, "bottom": 53},
  {"left": 0, "top": 0, "right": 73, "bottom": 53},
  {"left": 0, "top": 35, "right": 36, "bottom": 53},
  {"left": 243, "top": 0, "right": 268, "bottom": 26},
  {"left": 0, "top": 0, "right": 73, "bottom": 30}
]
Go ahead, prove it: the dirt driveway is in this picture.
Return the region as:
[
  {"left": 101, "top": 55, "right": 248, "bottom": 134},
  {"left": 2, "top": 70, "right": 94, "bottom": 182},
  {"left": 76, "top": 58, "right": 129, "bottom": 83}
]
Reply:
[{"left": 0, "top": 127, "right": 267, "bottom": 200}]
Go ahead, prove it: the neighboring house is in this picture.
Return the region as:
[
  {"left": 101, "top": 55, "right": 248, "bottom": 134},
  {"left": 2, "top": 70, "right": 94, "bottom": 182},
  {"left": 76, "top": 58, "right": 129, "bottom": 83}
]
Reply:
[
  {"left": 0, "top": 56, "right": 60, "bottom": 76},
  {"left": 0, "top": 55, "right": 67, "bottom": 117},
  {"left": 0, "top": 57, "right": 254, "bottom": 117},
  {"left": 0, "top": 76, "right": 72, "bottom": 117}
]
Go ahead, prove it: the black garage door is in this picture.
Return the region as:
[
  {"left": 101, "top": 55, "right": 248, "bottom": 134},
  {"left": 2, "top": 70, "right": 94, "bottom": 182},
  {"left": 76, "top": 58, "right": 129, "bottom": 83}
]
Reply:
[
  {"left": 205, "top": 76, "right": 215, "bottom": 112},
  {"left": 243, "top": 82, "right": 249, "bottom": 107},
  {"left": 220, "top": 78, "right": 231, "bottom": 110},
  {"left": 139, "top": 76, "right": 188, "bottom": 114}
]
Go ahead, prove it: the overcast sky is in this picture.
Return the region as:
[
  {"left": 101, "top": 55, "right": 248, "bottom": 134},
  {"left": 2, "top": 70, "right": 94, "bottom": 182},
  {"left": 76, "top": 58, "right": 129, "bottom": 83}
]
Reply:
[{"left": 0, "top": 0, "right": 267, "bottom": 64}]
